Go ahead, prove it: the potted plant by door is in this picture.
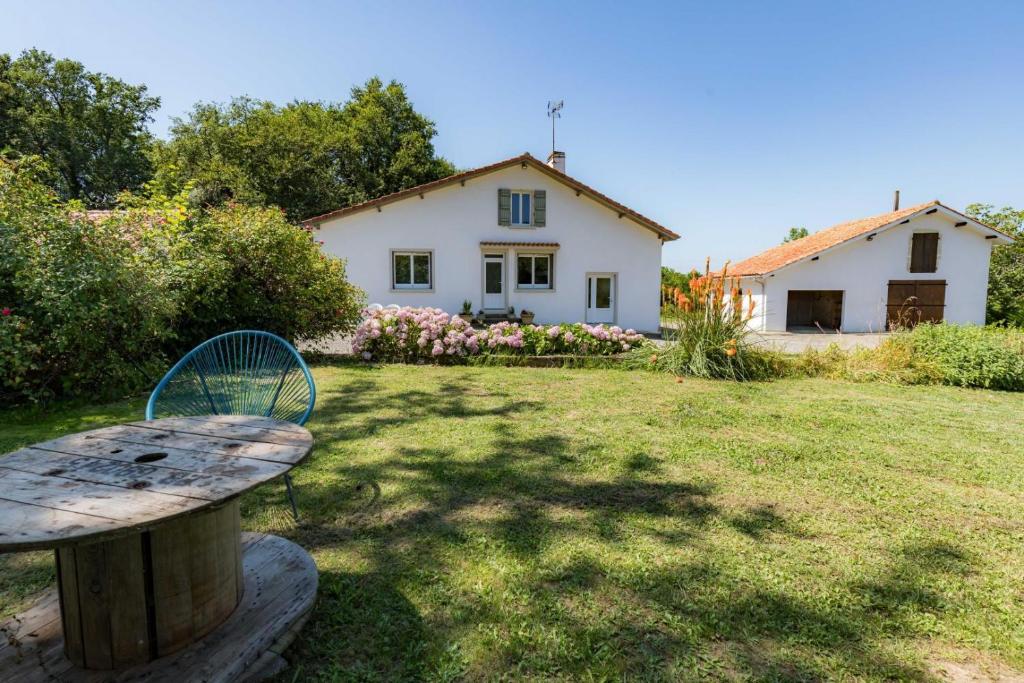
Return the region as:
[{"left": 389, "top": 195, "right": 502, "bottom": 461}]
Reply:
[
  {"left": 458, "top": 300, "right": 474, "bottom": 324},
  {"left": 520, "top": 309, "right": 535, "bottom": 325}
]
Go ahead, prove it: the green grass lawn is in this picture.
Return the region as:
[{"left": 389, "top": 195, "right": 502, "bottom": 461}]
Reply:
[{"left": 2, "top": 364, "right": 1024, "bottom": 681}]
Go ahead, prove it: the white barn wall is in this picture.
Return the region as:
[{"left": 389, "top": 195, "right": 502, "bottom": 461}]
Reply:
[
  {"left": 316, "top": 165, "right": 665, "bottom": 332},
  {"left": 740, "top": 214, "right": 995, "bottom": 332}
]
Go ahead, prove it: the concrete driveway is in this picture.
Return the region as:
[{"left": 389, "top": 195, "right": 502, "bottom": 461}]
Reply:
[{"left": 749, "top": 331, "right": 889, "bottom": 353}]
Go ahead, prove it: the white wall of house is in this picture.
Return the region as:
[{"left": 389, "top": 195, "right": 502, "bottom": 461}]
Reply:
[
  {"left": 315, "top": 164, "right": 666, "bottom": 332},
  {"left": 740, "top": 213, "right": 997, "bottom": 332}
]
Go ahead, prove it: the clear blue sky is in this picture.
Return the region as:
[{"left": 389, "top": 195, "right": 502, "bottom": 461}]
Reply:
[{"left": 4, "top": 0, "right": 1022, "bottom": 269}]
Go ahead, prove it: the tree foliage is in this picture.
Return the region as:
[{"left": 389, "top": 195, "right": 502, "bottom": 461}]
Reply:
[
  {"left": 783, "top": 227, "right": 809, "bottom": 243},
  {"left": 966, "top": 203, "right": 1024, "bottom": 326},
  {"left": 0, "top": 157, "right": 364, "bottom": 404},
  {"left": 150, "top": 77, "right": 455, "bottom": 221},
  {"left": 0, "top": 49, "right": 159, "bottom": 206}
]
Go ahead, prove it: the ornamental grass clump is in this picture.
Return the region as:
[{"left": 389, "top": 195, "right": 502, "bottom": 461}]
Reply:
[
  {"left": 633, "top": 259, "right": 775, "bottom": 380},
  {"left": 352, "top": 308, "right": 647, "bottom": 362}
]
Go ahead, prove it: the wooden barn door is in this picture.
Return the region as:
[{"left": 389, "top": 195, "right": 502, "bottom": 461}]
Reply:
[{"left": 887, "top": 280, "right": 946, "bottom": 329}]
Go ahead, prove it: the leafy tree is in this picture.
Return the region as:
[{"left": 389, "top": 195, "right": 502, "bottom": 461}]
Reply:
[
  {"left": 966, "top": 203, "right": 1024, "bottom": 326},
  {"left": 151, "top": 77, "right": 455, "bottom": 221},
  {"left": 165, "top": 202, "right": 364, "bottom": 352},
  {"left": 0, "top": 49, "right": 159, "bottom": 206},
  {"left": 0, "top": 157, "right": 364, "bottom": 404},
  {"left": 783, "top": 227, "right": 809, "bottom": 243},
  {"left": 661, "top": 266, "right": 698, "bottom": 292}
]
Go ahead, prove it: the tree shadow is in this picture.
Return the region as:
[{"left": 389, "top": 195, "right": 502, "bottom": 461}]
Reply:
[
  {"left": 254, "top": 365, "right": 980, "bottom": 680},
  {"left": 280, "top": 569, "right": 429, "bottom": 682}
]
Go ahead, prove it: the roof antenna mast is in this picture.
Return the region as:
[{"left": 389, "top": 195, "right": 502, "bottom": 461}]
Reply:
[{"left": 547, "top": 100, "right": 564, "bottom": 154}]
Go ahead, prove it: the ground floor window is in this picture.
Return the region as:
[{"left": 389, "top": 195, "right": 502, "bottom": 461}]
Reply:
[
  {"left": 393, "top": 251, "right": 432, "bottom": 289},
  {"left": 517, "top": 254, "right": 552, "bottom": 289}
]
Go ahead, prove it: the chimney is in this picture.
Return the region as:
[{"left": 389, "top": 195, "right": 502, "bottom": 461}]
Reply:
[
  {"left": 546, "top": 150, "right": 565, "bottom": 173},
  {"left": 893, "top": 189, "right": 900, "bottom": 211}
]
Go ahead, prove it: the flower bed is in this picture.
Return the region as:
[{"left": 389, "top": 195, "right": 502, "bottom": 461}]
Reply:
[{"left": 352, "top": 307, "right": 646, "bottom": 362}]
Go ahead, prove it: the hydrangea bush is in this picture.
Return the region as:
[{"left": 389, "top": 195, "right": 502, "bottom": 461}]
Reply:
[{"left": 352, "top": 307, "right": 646, "bottom": 362}]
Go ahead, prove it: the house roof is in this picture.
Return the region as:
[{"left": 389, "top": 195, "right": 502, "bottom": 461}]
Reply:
[
  {"left": 729, "top": 200, "right": 1014, "bottom": 277},
  {"left": 301, "top": 153, "right": 680, "bottom": 241}
]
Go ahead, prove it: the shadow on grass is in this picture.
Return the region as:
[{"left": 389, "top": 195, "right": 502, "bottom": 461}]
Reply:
[{"left": 256, "top": 364, "right": 976, "bottom": 680}]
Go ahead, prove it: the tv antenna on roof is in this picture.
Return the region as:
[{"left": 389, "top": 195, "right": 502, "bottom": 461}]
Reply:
[{"left": 547, "top": 100, "right": 564, "bottom": 154}]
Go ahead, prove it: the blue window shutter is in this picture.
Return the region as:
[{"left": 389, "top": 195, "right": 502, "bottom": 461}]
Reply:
[
  {"left": 533, "top": 190, "right": 546, "bottom": 227},
  {"left": 498, "top": 189, "right": 511, "bottom": 226}
]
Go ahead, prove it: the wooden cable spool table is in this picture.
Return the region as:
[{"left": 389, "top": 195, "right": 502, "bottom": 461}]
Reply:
[{"left": 0, "top": 415, "right": 318, "bottom": 682}]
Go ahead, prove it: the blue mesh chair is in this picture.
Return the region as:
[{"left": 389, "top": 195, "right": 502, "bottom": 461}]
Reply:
[{"left": 146, "top": 330, "right": 315, "bottom": 520}]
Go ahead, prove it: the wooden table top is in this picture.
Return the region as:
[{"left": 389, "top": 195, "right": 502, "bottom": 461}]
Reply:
[{"left": 0, "top": 415, "right": 313, "bottom": 552}]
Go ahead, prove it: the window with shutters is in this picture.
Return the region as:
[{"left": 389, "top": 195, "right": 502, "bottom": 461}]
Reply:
[
  {"left": 517, "top": 254, "right": 553, "bottom": 289},
  {"left": 392, "top": 250, "right": 432, "bottom": 289},
  {"left": 499, "top": 189, "right": 546, "bottom": 227},
  {"left": 511, "top": 191, "right": 532, "bottom": 226},
  {"left": 909, "top": 233, "right": 939, "bottom": 273}
]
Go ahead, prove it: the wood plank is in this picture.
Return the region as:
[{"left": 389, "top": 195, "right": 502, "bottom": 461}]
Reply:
[
  {"left": 56, "top": 546, "right": 84, "bottom": 667},
  {"left": 26, "top": 434, "right": 292, "bottom": 481},
  {"left": 86, "top": 426, "right": 309, "bottom": 464},
  {"left": 73, "top": 541, "right": 113, "bottom": 669},
  {"left": 127, "top": 416, "right": 311, "bottom": 447},
  {"left": 186, "top": 503, "right": 240, "bottom": 644},
  {"left": 148, "top": 519, "right": 195, "bottom": 654},
  {"left": 0, "top": 449, "right": 247, "bottom": 501},
  {"left": 177, "top": 415, "right": 309, "bottom": 437},
  {"left": 105, "top": 534, "right": 150, "bottom": 667},
  {"left": 0, "top": 469, "right": 197, "bottom": 523},
  {"left": 0, "top": 499, "right": 121, "bottom": 552}
]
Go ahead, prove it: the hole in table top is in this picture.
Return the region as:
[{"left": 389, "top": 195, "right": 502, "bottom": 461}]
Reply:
[
  {"left": 129, "top": 481, "right": 150, "bottom": 489},
  {"left": 134, "top": 452, "right": 168, "bottom": 463},
  {"left": 224, "top": 443, "right": 243, "bottom": 449},
  {"left": 45, "top": 468, "right": 65, "bottom": 476},
  {"left": 110, "top": 448, "right": 123, "bottom": 454},
  {"left": 150, "top": 434, "right": 169, "bottom": 440}
]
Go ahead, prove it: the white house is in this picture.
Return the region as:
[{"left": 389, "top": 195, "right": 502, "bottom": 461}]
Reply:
[
  {"left": 303, "top": 152, "right": 679, "bottom": 333},
  {"left": 730, "top": 201, "right": 1014, "bottom": 333}
]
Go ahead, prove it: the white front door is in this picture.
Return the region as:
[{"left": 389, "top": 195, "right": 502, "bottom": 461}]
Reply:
[
  {"left": 483, "top": 254, "right": 505, "bottom": 310},
  {"left": 586, "top": 274, "right": 615, "bottom": 323}
]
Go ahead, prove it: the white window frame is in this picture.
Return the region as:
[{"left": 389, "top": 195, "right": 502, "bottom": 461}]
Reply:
[
  {"left": 516, "top": 253, "right": 553, "bottom": 290},
  {"left": 510, "top": 190, "right": 532, "bottom": 227},
  {"left": 391, "top": 250, "right": 433, "bottom": 290}
]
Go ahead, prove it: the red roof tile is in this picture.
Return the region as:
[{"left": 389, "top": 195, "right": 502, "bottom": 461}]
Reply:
[
  {"left": 729, "top": 201, "right": 1010, "bottom": 277},
  {"left": 480, "top": 241, "right": 559, "bottom": 248}
]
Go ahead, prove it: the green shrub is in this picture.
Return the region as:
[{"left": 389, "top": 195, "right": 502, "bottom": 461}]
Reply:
[
  {"left": 0, "top": 159, "right": 175, "bottom": 403},
  {"left": 159, "top": 203, "right": 364, "bottom": 354},
  {"left": 899, "top": 323, "right": 1024, "bottom": 390},
  {"left": 787, "top": 325, "right": 1024, "bottom": 391},
  {"left": 0, "top": 158, "right": 365, "bottom": 405}
]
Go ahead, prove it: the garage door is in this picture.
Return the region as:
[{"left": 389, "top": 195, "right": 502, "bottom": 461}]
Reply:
[
  {"left": 786, "top": 291, "right": 843, "bottom": 330},
  {"left": 887, "top": 280, "right": 946, "bottom": 329}
]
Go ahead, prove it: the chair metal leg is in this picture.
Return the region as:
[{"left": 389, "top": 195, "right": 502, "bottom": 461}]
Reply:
[{"left": 284, "top": 473, "right": 300, "bottom": 522}]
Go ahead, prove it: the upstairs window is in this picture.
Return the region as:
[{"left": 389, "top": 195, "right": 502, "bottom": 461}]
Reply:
[
  {"left": 498, "top": 189, "right": 546, "bottom": 227},
  {"left": 392, "top": 251, "right": 432, "bottom": 289},
  {"left": 517, "top": 254, "right": 552, "bottom": 289},
  {"left": 511, "top": 191, "right": 532, "bottom": 226},
  {"left": 910, "top": 233, "right": 938, "bottom": 273}
]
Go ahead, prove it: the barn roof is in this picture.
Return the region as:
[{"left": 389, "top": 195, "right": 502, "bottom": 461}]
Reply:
[{"left": 729, "top": 201, "right": 1013, "bottom": 277}]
